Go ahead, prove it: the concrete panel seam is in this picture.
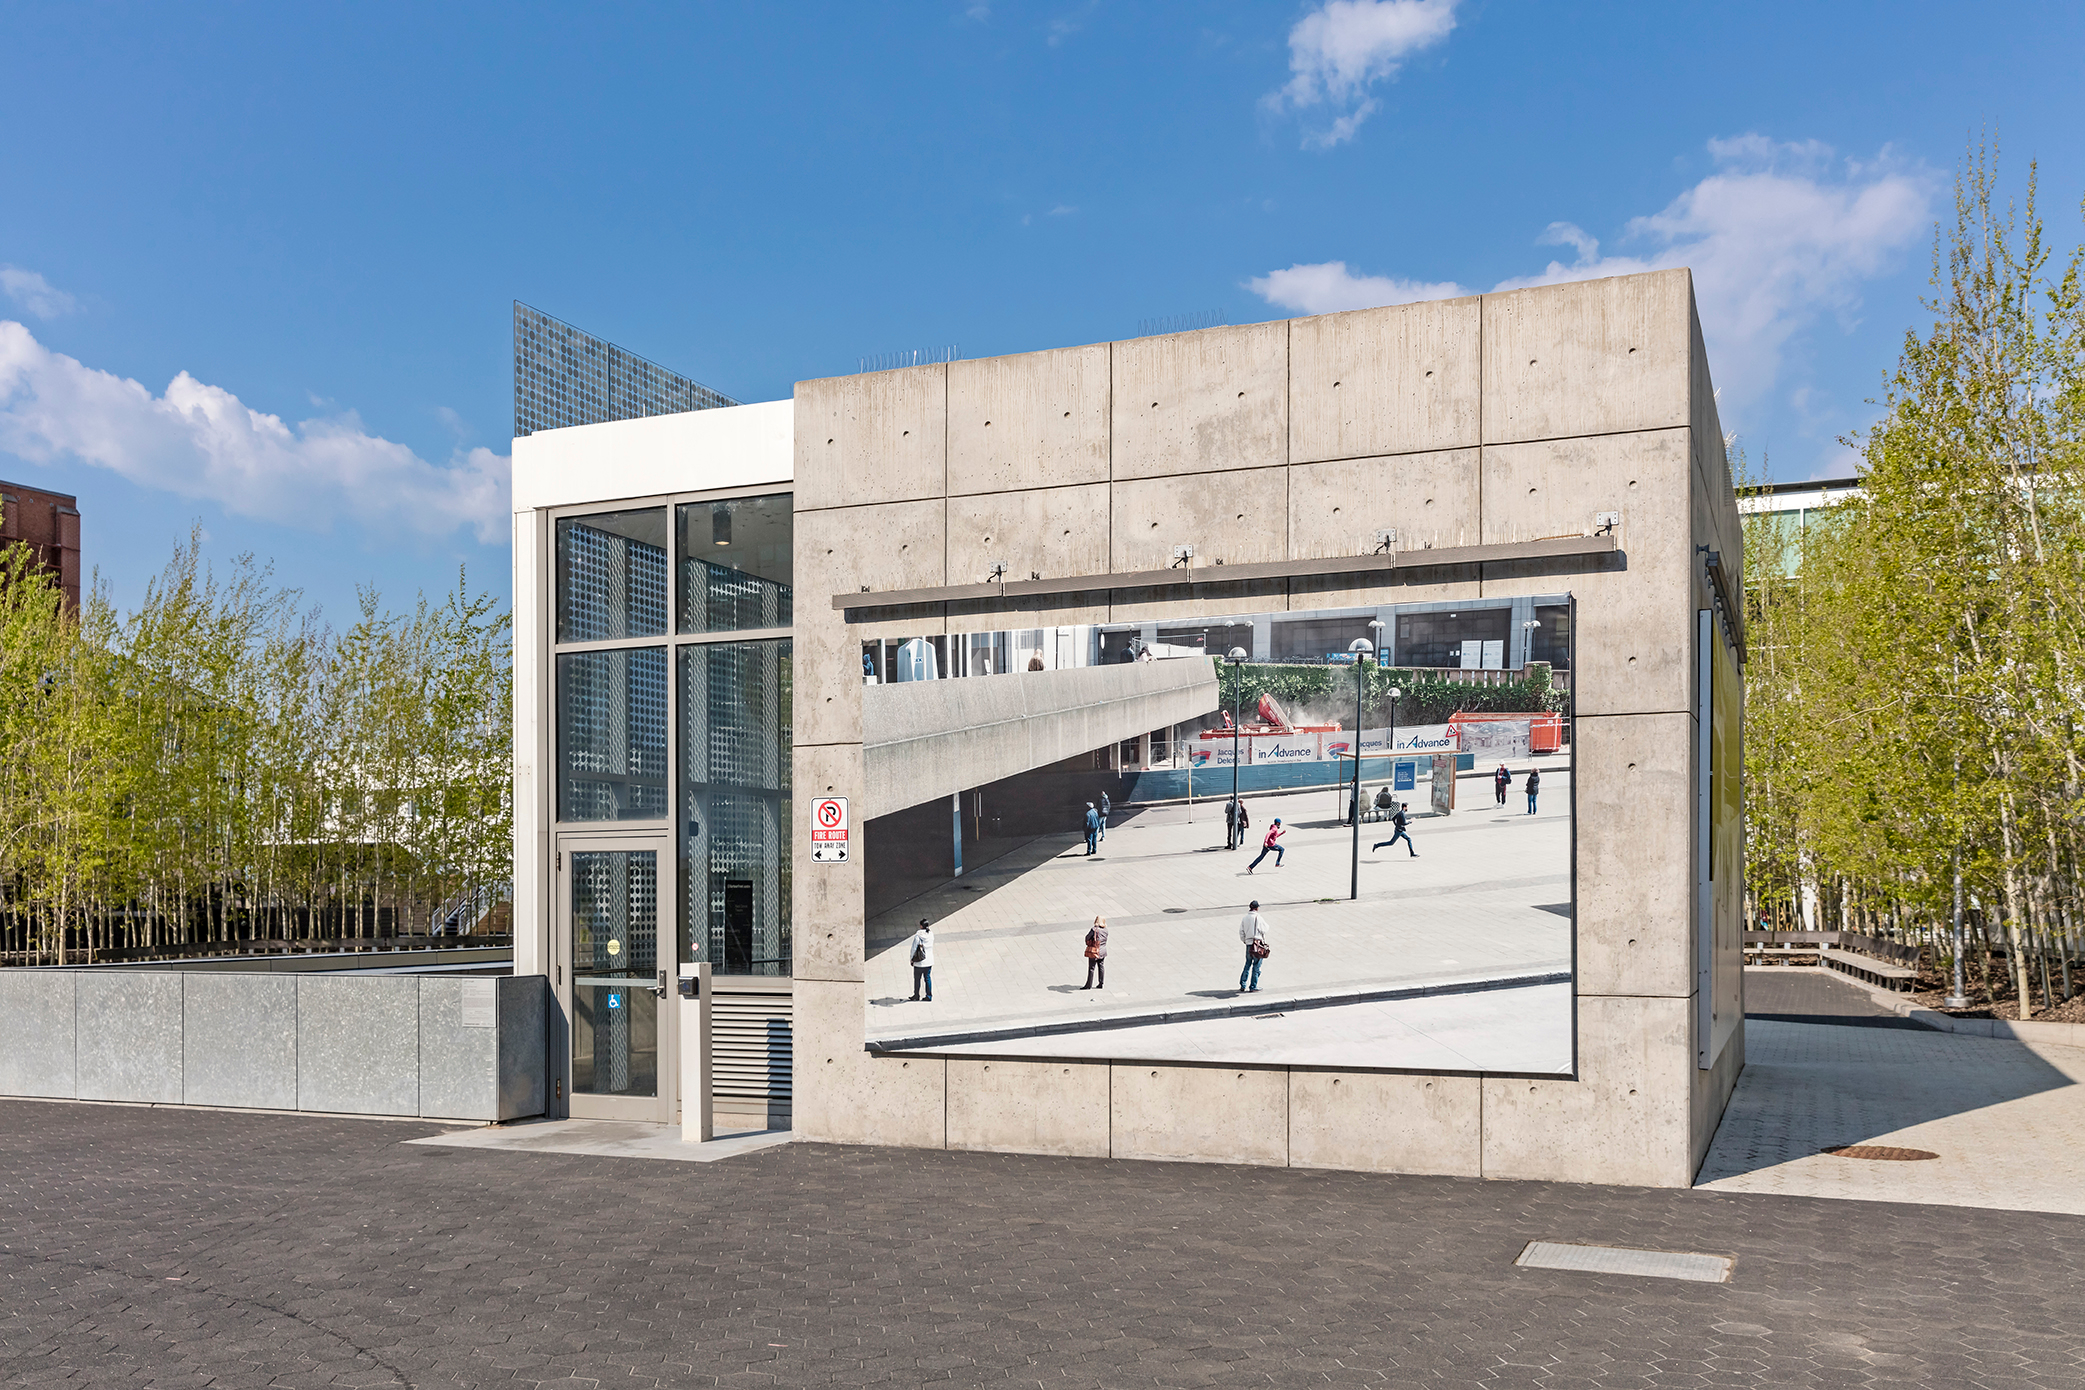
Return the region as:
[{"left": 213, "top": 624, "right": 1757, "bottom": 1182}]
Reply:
[{"left": 796, "top": 494, "right": 953, "bottom": 516}]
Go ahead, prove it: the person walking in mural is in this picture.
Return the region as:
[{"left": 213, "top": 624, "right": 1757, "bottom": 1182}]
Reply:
[
  {"left": 1099, "top": 792, "right": 1111, "bottom": 842},
  {"left": 1238, "top": 901, "right": 1270, "bottom": 992},
  {"left": 1525, "top": 766, "right": 1541, "bottom": 815},
  {"left": 1235, "top": 800, "right": 1249, "bottom": 847},
  {"left": 1223, "top": 796, "right": 1239, "bottom": 849},
  {"left": 1372, "top": 801, "right": 1418, "bottom": 857},
  {"left": 907, "top": 919, "right": 934, "bottom": 1002},
  {"left": 1247, "top": 818, "right": 1285, "bottom": 873},
  {"left": 1083, "top": 802, "right": 1102, "bottom": 855},
  {"left": 1494, "top": 763, "right": 1512, "bottom": 806},
  {"left": 1082, "top": 915, "right": 1108, "bottom": 989}
]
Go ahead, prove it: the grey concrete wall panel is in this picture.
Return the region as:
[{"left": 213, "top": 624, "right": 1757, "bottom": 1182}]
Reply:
[
  {"left": 947, "top": 345, "right": 1110, "bottom": 494},
  {"left": 794, "top": 742, "right": 872, "bottom": 982},
  {"left": 1112, "top": 322, "right": 1287, "bottom": 480},
  {"left": 1109, "top": 468, "right": 1289, "bottom": 573},
  {"left": 1480, "top": 269, "right": 1693, "bottom": 445},
  {"left": 75, "top": 971, "right": 183, "bottom": 1104},
  {"left": 791, "top": 978, "right": 946, "bottom": 1147},
  {"left": 1287, "top": 449, "right": 1480, "bottom": 559},
  {"left": 795, "top": 501, "right": 946, "bottom": 751},
  {"left": 1110, "top": 1064, "right": 1288, "bottom": 1166},
  {"left": 0, "top": 970, "right": 76, "bottom": 1098},
  {"left": 495, "top": 975, "right": 550, "bottom": 1121},
  {"left": 182, "top": 972, "right": 297, "bottom": 1110},
  {"left": 1572, "top": 713, "right": 1696, "bottom": 998},
  {"left": 1288, "top": 1071, "right": 1481, "bottom": 1176},
  {"left": 946, "top": 484, "right": 1111, "bottom": 617},
  {"left": 947, "top": 1057, "right": 1110, "bottom": 1157},
  {"left": 1289, "top": 297, "right": 1481, "bottom": 464},
  {"left": 795, "top": 366, "right": 948, "bottom": 508},
  {"left": 862, "top": 658, "right": 1220, "bottom": 819},
  {"left": 296, "top": 976, "right": 418, "bottom": 1116}
]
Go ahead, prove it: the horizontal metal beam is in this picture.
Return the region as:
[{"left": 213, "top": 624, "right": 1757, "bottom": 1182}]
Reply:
[{"left": 831, "top": 534, "right": 1618, "bottom": 612}]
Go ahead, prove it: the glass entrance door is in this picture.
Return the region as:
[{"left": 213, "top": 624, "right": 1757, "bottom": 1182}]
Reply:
[{"left": 557, "top": 836, "right": 675, "bottom": 1121}]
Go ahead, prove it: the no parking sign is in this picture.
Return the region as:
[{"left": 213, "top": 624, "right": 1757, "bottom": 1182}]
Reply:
[{"left": 810, "top": 796, "right": 850, "bottom": 863}]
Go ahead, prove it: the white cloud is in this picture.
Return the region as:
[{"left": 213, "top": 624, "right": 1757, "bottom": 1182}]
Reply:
[
  {"left": 1267, "top": 0, "right": 1457, "bottom": 147},
  {"left": 0, "top": 320, "right": 509, "bottom": 543},
  {"left": 1247, "top": 137, "right": 1937, "bottom": 406},
  {"left": 1, "top": 266, "right": 76, "bottom": 319},
  {"left": 1247, "top": 261, "right": 1468, "bottom": 315}
]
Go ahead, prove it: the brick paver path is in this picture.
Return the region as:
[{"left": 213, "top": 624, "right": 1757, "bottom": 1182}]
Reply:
[{"left": 6, "top": 1097, "right": 2084, "bottom": 1388}]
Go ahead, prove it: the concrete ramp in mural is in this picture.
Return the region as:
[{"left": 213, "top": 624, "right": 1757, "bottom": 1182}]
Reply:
[{"left": 862, "top": 657, "right": 1220, "bottom": 818}]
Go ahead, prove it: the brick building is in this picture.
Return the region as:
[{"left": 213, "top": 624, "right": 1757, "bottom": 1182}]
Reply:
[{"left": 0, "top": 478, "right": 81, "bottom": 610}]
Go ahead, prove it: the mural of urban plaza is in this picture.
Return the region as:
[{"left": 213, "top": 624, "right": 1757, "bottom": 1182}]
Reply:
[{"left": 858, "top": 596, "right": 1576, "bottom": 1075}]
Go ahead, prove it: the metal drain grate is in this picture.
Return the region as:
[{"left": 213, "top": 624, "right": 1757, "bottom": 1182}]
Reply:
[
  {"left": 1516, "top": 1242, "right": 1733, "bottom": 1283},
  {"left": 1822, "top": 1145, "right": 1939, "bottom": 1161}
]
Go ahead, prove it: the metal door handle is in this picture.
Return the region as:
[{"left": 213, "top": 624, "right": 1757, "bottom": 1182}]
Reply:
[{"left": 654, "top": 969, "right": 668, "bottom": 998}]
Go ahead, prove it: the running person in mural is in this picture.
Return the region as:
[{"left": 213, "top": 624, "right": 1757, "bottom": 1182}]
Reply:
[
  {"left": 1247, "top": 818, "right": 1285, "bottom": 873},
  {"left": 1372, "top": 801, "right": 1417, "bottom": 857}
]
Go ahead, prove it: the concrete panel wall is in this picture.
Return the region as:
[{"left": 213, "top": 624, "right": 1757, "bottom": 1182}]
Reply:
[
  {"left": 948, "top": 346, "right": 1110, "bottom": 494},
  {"left": 184, "top": 973, "right": 298, "bottom": 1110},
  {"left": 0, "top": 970, "right": 548, "bottom": 1121},
  {"left": 1113, "top": 323, "right": 1287, "bottom": 480},
  {"left": 0, "top": 971, "right": 75, "bottom": 1098},
  {"left": 75, "top": 972, "right": 183, "bottom": 1103},
  {"left": 947, "top": 1058, "right": 1110, "bottom": 1157},
  {"left": 793, "top": 268, "right": 1742, "bottom": 1186}
]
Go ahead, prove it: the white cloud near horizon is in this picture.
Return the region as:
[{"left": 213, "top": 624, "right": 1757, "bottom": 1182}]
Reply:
[
  {"left": 1267, "top": 0, "right": 1457, "bottom": 148},
  {"left": 1, "top": 266, "right": 76, "bottom": 319},
  {"left": 0, "top": 319, "right": 510, "bottom": 543},
  {"left": 1247, "top": 136, "right": 1937, "bottom": 406}
]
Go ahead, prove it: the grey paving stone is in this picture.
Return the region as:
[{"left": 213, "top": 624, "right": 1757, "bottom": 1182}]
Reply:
[{"left": 3, "top": 1099, "right": 2085, "bottom": 1389}]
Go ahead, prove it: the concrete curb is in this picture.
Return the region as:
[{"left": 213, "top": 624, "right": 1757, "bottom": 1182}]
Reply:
[{"left": 868, "top": 968, "right": 1571, "bottom": 1054}]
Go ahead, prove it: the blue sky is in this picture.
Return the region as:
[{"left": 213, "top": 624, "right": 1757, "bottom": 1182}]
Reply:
[{"left": 3, "top": 1, "right": 2082, "bottom": 623}]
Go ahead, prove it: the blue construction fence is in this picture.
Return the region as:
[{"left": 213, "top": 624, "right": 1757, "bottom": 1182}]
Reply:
[{"left": 1109, "top": 754, "right": 1475, "bottom": 804}]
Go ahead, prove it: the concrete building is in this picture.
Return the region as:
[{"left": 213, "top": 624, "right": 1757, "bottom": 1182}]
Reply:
[
  {"left": 512, "top": 268, "right": 1746, "bottom": 1183},
  {"left": 0, "top": 477, "right": 81, "bottom": 610}
]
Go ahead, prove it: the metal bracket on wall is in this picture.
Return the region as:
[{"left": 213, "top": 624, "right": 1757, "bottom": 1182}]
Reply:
[{"left": 1699, "top": 547, "right": 1745, "bottom": 663}]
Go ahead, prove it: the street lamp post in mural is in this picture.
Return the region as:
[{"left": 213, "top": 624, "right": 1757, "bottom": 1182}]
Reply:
[
  {"left": 1226, "top": 646, "right": 1248, "bottom": 850},
  {"left": 1347, "top": 636, "right": 1375, "bottom": 901}
]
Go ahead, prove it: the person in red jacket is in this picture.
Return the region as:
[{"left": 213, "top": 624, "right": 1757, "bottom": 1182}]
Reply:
[{"left": 1247, "top": 818, "right": 1285, "bottom": 873}]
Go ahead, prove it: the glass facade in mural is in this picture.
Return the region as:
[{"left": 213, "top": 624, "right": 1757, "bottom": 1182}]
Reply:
[
  {"left": 556, "top": 648, "right": 668, "bottom": 821},
  {"left": 513, "top": 302, "right": 736, "bottom": 438},
  {"left": 680, "top": 641, "right": 792, "bottom": 976},
  {"left": 557, "top": 509, "right": 668, "bottom": 642}
]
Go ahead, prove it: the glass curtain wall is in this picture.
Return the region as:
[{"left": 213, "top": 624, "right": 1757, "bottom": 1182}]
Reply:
[{"left": 553, "top": 494, "right": 794, "bottom": 979}]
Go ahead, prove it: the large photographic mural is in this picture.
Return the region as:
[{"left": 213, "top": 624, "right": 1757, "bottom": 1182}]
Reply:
[{"left": 858, "top": 597, "right": 1576, "bottom": 1075}]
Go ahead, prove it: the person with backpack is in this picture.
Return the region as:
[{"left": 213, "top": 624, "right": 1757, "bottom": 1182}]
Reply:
[
  {"left": 1247, "top": 818, "right": 1285, "bottom": 873},
  {"left": 1238, "top": 901, "right": 1270, "bottom": 992},
  {"left": 1494, "top": 763, "right": 1512, "bottom": 806},
  {"left": 1372, "top": 801, "right": 1417, "bottom": 857},
  {"left": 1081, "top": 915, "right": 1108, "bottom": 989},
  {"left": 906, "top": 919, "right": 934, "bottom": 1001},
  {"left": 1083, "top": 802, "right": 1102, "bottom": 855},
  {"left": 1099, "top": 792, "right": 1111, "bottom": 843},
  {"left": 1525, "top": 767, "right": 1541, "bottom": 815}
]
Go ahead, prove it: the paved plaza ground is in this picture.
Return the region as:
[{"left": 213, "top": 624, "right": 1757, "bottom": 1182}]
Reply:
[
  {"left": 865, "top": 771, "right": 1571, "bottom": 1070},
  {"left": 8, "top": 1070, "right": 2085, "bottom": 1390}
]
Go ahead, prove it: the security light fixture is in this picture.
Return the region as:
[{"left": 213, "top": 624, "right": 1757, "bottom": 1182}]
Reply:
[
  {"left": 712, "top": 506, "right": 732, "bottom": 547},
  {"left": 1374, "top": 528, "right": 1397, "bottom": 553},
  {"left": 1170, "top": 544, "right": 1195, "bottom": 567}
]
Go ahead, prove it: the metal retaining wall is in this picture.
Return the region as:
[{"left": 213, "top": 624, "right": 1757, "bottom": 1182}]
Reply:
[{"left": 0, "top": 970, "right": 547, "bottom": 1122}]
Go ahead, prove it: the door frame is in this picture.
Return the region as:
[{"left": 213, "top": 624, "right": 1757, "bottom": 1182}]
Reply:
[{"left": 553, "top": 830, "right": 677, "bottom": 1123}]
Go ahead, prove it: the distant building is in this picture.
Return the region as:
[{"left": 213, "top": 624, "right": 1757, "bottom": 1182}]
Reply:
[
  {"left": 512, "top": 302, "right": 737, "bottom": 437},
  {"left": 0, "top": 477, "right": 81, "bottom": 610}
]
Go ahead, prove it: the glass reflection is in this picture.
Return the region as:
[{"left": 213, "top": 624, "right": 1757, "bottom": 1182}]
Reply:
[
  {"left": 680, "top": 640, "right": 792, "bottom": 975},
  {"left": 557, "top": 648, "right": 668, "bottom": 821},
  {"left": 677, "top": 495, "right": 792, "bottom": 634},
  {"left": 558, "top": 509, "right": 668, "bottom": 642},
  {"left": 569, "top": 849, "right": 659, "bottom": 1097}
]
